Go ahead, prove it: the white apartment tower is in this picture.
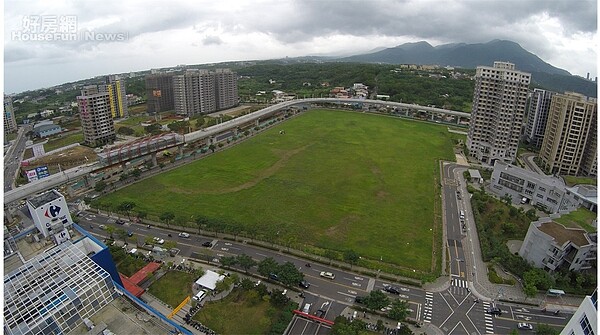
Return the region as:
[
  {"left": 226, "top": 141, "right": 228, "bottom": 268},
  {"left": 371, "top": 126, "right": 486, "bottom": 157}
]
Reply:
[
  {"left": 214, "top": 68, "right": 238, "bottom": 110},
  {"left": 467, "top": 62, "right": 531, "bottom": 165},
  {"left": 525, "top": 88, "right": 556, "bottom": 148},
  {"left": 4, "top": 95, "right": 18, "bottom": 134},
  {"left": 539, "top": 92, "right": 597, "bottom": 176},
  {"left": 77, "top": 86, "right": 116, "bottom": 147}
]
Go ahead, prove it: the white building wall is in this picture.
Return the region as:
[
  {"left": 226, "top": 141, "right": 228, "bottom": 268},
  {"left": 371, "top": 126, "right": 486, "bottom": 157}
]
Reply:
[{"left": 560, "top": 293, "right": 597, "bottom": 335}]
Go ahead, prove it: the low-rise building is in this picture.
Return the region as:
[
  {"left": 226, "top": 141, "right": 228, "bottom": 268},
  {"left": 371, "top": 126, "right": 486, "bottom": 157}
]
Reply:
[
  {"left": 519, "top": 218, "right": 597, "bottom": 273},
  {"left": 490, "top": 161, "right": 579, "bottom": 213},
  {"left": 32, "top": 123, "right": 62, "bottom": 138}
]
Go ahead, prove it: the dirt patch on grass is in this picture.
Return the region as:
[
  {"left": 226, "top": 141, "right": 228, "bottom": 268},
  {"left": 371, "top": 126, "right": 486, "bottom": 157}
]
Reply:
[
  {"left": 324, "top": 215, "right": 359, "bottom": 239},
  {"left": 202, "top": 145, "right": 310, "bottom": 195},
  {"left": 376, "top": 190, "right": 390, "bottom": 200}
]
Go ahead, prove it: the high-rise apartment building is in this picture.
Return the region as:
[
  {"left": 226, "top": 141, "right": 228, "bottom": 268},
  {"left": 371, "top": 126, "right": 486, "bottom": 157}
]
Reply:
[
  {"left": 100, "top": 76, "right": 128, "bottom": 118},
  {"left": 467, "top": 61, "right": 531, "bottom": 165},
  {"left": 172, "top": 68, "right": 238, "bottom": 117},
  {"left": 173, "top": 69, "right": 216, "bottom": 116},
  {"left": 145, "top": 73, "right": 175, "bottom": 114},
  {"left": 524, "top": 88, "right": 556, "bottom": 148},
  {"left": 214, "top": 68, "right": 238, "bottom": 110},
  {"left": 4, "top": 94, "right": 18, "bottom": 134},
  {"left": 77, "top": 86, "right": 116, "bottom": 147},
  {"left": 539, "top": 92, "right": 597, "bottom": 176}
]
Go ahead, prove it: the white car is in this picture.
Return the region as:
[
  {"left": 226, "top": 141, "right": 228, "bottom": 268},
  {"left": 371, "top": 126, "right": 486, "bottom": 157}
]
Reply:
[
  {"left": 320, "top": 271, "right": 335, "bottom": 280},
  {"left": 153, "top": 237, "right": 164, "bottom": 244},
  {"left": 518, "top": 323, "right": 533, "bottom": 330},
  {"left": 178, "top": 232, "right": 190, "bottom": 238}
]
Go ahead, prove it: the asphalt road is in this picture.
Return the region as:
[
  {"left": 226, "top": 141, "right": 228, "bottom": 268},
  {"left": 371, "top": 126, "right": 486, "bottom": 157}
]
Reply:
[
  {"left": 77, "top": 162, "right": 571, "bottom": 334},
  {"left": 4, "top": 125, "right": 31, "bottom": 192}
]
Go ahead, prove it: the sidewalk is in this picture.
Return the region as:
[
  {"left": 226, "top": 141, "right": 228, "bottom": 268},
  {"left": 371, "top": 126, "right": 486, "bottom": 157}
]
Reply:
[{"left": 448, "top": 163, "right": 584, "bottom": 311}]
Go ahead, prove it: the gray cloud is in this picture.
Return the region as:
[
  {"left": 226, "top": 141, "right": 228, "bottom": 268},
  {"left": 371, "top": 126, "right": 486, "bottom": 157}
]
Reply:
[{"left": 202, "top": 35, "right": 224, "bottom": 45}]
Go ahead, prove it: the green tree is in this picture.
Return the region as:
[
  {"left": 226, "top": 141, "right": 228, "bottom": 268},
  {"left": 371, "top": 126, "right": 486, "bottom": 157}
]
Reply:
[
  {"left": 257, "top": 257, "right": 279, "bottom": 278},
  {"left": 524, "top": 283, "right": 538, "bottom": 298},
  {"left": 343, "top": 249, "right": 360, "bottom": 268},
  {"left": 236, "top": 254, "right": 257, "bottom": 273},
  {"left": 117, "top": 201, "right": 136, "bottom": 219},
  {"left": 535, "top": 324, "right": 559, "bottom": 335},
  {"left": 387, "top": 299, "right": 409, "bottom": 321},
  {"left": 105, "top": 225, "right": 115, "bottom": 239},
  {"left": 137, "top": 211, "right": 147, "bottom": 223},
  {"left": 214, "top": 278, "right": 231, "bottom": 294},
  {"left": 117, "top": 126, "right": 135, "bottom": 135},
  {"left": 209, "top": 144, "right": 216, "bottom": 153},
  {"left": 195, "top": 215, "right": 208, "bottom": 234},
  {"left": 131, "top": 168, "right": 142, "bottom": 179},
  {"left": 330, "top": 316, "right": 367, "bottom": 335},
  {"left": 270, "top": 288, "right": 289, "bottom": 306},
  {"left": 144, "top": 236, "right": 154, "bottom": 245},
  {"left": 94, "top": 180, "right": 107, "bottom": 192},
  {"left": 220, "top": 256, "right": 238, "bottom": 269},
  {"left": 277, "top": 261, "right": 304, "bottom": 287},
  {"left": 164, "top": 240, "right": 177, "bottom": 250},
  {"left": 115, "top": 228, "right": 127, "bottom": 243},
  {"left": 364, "top": 290, "right": 390, "bottom": 312},
  {"left": 159, "top": 211, "right": 175, "bottom": 227}
]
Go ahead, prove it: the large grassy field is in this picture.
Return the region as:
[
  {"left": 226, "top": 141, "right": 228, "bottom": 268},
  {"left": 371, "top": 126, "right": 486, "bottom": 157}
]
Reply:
[{"left": 101, "top": 110, "right": 460, "bottom": 271}]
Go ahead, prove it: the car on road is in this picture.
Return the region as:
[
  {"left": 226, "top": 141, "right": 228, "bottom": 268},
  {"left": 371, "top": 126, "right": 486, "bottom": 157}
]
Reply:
[
  {"left": 178, "top": 232, "right": 190, "bottom": 238},
  {"left": 299, "top": 280, "right": 310, "bottom": 289},
  {"left": 153, "top": 237, "right": 164, "bottom": 244},
  {"left": 383, "top": 285, "right": 401, "bottom": 295},
  {"left": 116, "top": 219, "right": 126, "bottom": 225},
  {"left": 485, "top": 307, "right": 502, "bottom": 315},
  {"left": 99, "top": 224, "right": 106, "bottom": 230},
  {"left": 127, "top": 231, "right": 133, "bottom": 237},
  {"left": 320, "top": 271, "right": 335, "bottom": 280},
  {"left": 517, "top": 323, "right": 533, "bottom": 330},
  {"left": 202, "top": 241, "right": 212, "bottom": 247},
  {"left": 269, "top": 273, "right": 279, "bottom": 281}
]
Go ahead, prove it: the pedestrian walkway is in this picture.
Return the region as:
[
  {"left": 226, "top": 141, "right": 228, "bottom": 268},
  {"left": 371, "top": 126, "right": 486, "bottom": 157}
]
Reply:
[{"left": 481, "top": 301, "right": 494, "bottom": 334}]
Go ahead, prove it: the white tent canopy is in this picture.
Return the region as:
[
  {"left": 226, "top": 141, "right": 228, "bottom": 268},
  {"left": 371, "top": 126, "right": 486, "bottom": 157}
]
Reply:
[{"left": 194, "top": 270, "right": 225, "bottom": 291}]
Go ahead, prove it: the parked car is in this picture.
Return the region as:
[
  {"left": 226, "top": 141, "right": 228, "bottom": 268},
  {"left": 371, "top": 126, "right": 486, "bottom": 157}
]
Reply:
[
  {"left": 153, "top": 237, "right": 164, "bottom": 244},
  {"left": 486, "top": 307, "right": 502, "bottom": 315},
  {"left": 518, "top": 323, "right": 533, "bottom": 330},
  {"left": 320, "top": 271, "right": 335, "bottom": 279},
  {"left": 178, "top": 232, "right": 190, "bottom": 238},
  {"left": 299, "top": 280, "right": 310, "bottom": 289},
  {"left": 127, "top": 231, "right": 133, "bottom": 237},
  {"left": 269, "top": 273, "right": 279, "bottom": 281},
  {"left": 202, "top": 241, "right": 212, "bottom": 247},
  {"left": 99, "top": 224, "right": 106, "bottom": 230}
]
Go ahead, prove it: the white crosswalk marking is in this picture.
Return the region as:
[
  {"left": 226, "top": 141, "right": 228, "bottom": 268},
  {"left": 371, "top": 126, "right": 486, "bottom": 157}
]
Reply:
[
  {"left": 451, "top": 278, "right": 469, "bottom": 288},
  {"left": 482, "top": 302, "right": 495, "bottom": 334},
  {"left": 423, "top": 292, "right": 434, "bottom": 323}
]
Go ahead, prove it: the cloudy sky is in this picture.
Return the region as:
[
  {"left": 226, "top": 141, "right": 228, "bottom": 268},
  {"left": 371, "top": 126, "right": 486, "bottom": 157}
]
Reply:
[{"left": 3, "top": 0, "right": 597, "bottom": 94}]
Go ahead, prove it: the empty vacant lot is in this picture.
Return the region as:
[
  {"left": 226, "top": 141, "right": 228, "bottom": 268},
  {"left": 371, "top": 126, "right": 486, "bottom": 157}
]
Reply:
[{"left": 101, "top": 110, "right": 460, "bottom": 271}]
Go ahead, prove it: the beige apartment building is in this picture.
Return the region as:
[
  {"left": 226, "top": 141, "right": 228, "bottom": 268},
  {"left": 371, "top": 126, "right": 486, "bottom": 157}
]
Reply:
[
  {"left": 173, "top": 68, "right": 238, "bottom": 117},
  {"left": 539, "top": 92, "right": 597, "bottom": 176},
  {"left": 467, "top": 62, "right": 531, "bottom": 165},
  {"left": 77, "top": 86, "right": 116, "bottom": 147},
  {"left": 4, "top": 95, "right": 18, "bottom": 134}
]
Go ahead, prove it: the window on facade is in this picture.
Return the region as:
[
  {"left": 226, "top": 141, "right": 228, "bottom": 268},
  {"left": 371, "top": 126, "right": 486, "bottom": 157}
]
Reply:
[{"left": 580, "top": 315, "right": 595, "bottom": 335}]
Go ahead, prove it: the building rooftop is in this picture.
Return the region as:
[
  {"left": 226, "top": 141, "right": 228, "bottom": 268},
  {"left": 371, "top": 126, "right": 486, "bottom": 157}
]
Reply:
[
  {"left": 539, "top": 221, "right": 591, "bottom": 247},
  {"left": 69, "top": 296, "right": 174, "bottom": 335},
  {"left": 27, "top": 190, "right": 62, "bottom": 209}
]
